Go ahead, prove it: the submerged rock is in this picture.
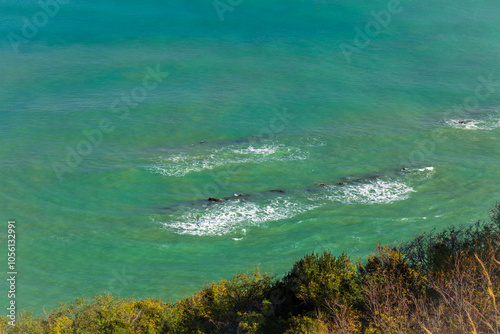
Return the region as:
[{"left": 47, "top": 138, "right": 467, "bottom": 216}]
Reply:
[{"left": 161, "top": 165, "right": 420, "bottom": 210}]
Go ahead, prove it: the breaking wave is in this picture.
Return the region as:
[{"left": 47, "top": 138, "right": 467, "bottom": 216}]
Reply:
[
  {"left": 154, "top": 198, "right": 317, "bottom": 236},
  {"left": 318, "top": 180, "right": 415, "bottom": 205},
  {"left": 147, "top": 142, "right": 307, "bottom": 177}
]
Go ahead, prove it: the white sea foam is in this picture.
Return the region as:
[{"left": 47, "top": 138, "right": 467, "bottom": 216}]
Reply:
[
  {"left": 400, "top": 166, "right": 435, "bottom": 181},
  {"left": 445, "top": 117, "right": 500, "bottom": 130},
  {"left": 415, "top": 166, "right": 436, "bottom": 179},
  {"left": 301, "top": 136, "right": 326, "bottom": 147},
  {"left": 411, "top": 166, "right": 435, "bottom": 179},
  {"left": 154, "top": 174, "right": 417, "bottom": 237},
  {"left": 417, "top": 166, "right": 434, "bottom": 172},
  {"left": 232, "top": 144, "right": 279, "bottom": 155},
  {"left": 156, "top": 198, "right": 317, "bottom": 236},
  {"left": 401, "top": 166, "right": 434, "bottom": 173},
  {"left": 321, "top": 180, "right": 415, "bottom": 205},
  {"left": 148, "top": 142, "right": 307, "bottom": 177}
]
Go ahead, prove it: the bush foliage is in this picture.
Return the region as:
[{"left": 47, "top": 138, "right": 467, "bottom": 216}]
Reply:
[{"left": 3, "top": 204, "right": 500, "bottom": 333}]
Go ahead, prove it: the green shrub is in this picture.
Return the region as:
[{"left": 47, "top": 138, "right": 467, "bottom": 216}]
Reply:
[
  {"left": 236, "top": 311, "right": 266, "bottom": 333},
  {"left": 361, "top": 246, "right": 427, "bottom": 297},
  {"left": 175, "top": 267, "right": 274, "bottom": 333},
  {"left": 402, "top": 204, "right": 500, "bottom": 275},
  {"left": 0, "top": 310, "right": 45, "bottom": 333},
  {"left": 284, "top": 314, "right": 329, "bottom": 334},
  {"left": 276, "top": 251, "right": 362, "bottom": 317}
]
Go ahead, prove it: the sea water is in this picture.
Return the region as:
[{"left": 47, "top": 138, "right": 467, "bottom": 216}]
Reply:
[{"left": 1, "top": 0, "right": 500, "bottom": 313}]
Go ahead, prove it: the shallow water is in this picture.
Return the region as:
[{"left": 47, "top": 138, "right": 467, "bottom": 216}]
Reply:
[{"left": 1, "top": 0, "right": 500, "bottom": 313}]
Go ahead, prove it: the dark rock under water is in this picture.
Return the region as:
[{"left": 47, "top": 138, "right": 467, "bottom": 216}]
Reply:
[{"left": 161, "top": 167, "right": 416, "bottom": 211}]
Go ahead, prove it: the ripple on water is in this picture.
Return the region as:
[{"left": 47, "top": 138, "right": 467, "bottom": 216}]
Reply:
[{"left": 147, "top": 141, "right": 307, "bottom": 177}]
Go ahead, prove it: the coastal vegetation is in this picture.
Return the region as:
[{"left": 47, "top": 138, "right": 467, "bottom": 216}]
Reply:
[{"left": 3, "top": 204, "right": 500, "bottom": 333}]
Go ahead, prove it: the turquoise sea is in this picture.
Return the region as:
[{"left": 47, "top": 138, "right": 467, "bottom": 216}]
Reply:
[{"left": 1, "top": 0, "right": 500, "bottom": 313}]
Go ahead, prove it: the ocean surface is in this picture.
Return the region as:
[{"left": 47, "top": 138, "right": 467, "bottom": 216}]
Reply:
[{"left": 1, "top": 0, "right": 500, "bottom": 313}]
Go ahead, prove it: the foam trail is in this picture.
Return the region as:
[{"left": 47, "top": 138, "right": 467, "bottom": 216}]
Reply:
[
  {"left": 445, "top": 116, "right": 500, "bottom": 130},
  {"left": 155, "top": 198, "right": 317, "bottom": 236},
  {"left": 400, "top": 166, "right": 435, "bottom": 180},
  {"left": 320, "top": 179, "right": 415, "bottom": 205},
  {"left": 154, "top": 166, "right": 431, "bottom": 236},
  {"left": 148, "top": 141, "right": 307, "bottom": 177}
]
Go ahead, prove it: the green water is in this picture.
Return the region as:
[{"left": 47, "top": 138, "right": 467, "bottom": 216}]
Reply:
[{"left": 0, "top": 0, "right": 500, "bottom": 313}]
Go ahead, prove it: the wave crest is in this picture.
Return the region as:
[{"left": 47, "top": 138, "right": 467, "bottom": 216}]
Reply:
[
  {"left": 321, "top": 180, "right": 415, "bottom": 205},
  {"left": 148, "top": 142, "right": 306, "bottom": 177},
  {"left": 155, "top": 198, "right": 317, "bottom": 236}
]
